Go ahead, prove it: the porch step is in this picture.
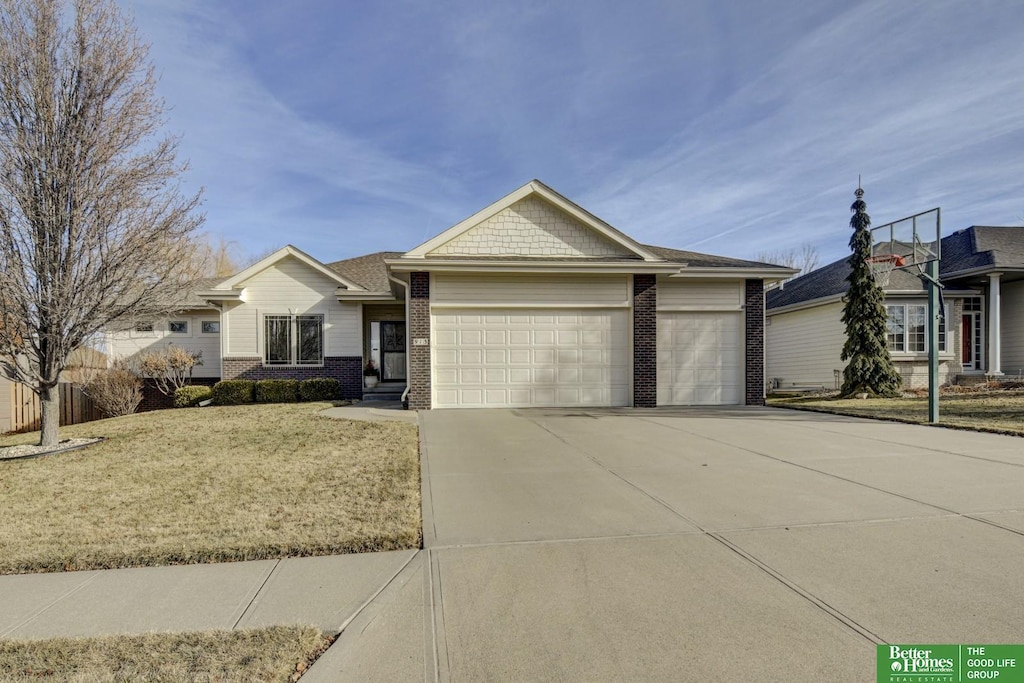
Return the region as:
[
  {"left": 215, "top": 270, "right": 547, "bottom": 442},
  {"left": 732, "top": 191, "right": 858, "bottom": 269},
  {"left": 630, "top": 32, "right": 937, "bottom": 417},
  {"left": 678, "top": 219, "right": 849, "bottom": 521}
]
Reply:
[{"left": 362, "top": 384, "right": 407, "bottom": 402}]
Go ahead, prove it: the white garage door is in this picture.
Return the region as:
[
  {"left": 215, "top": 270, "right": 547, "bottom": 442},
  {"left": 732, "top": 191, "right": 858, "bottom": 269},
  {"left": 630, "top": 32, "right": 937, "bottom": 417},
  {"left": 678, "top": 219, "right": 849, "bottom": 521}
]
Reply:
[
  {"left": 433, "top": 309, "right": 630, "bottom": 408},
  {"left": 657, "top": 312, "right": 743, "bottom": 405}
]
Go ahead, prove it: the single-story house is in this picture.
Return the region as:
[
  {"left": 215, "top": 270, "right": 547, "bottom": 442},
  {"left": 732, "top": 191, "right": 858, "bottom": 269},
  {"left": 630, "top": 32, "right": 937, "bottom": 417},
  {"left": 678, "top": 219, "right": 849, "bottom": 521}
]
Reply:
[
  {"left": 766, "top": 225, "right": 1024, "bottom": 389},
  {"left": 106, "top": 180, "right": 794, "bottom": 409}
]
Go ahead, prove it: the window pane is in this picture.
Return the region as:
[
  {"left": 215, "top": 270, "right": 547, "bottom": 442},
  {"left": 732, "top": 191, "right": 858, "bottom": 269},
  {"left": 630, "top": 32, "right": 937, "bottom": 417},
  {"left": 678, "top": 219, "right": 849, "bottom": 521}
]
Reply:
[
  {"left": 169, "top": 321, "right": 188, "bottom": 334},
  {"left": 886, "top": 305, "right": 905, "bottom": 352},
  {"left": 265, "top": 316, "right": 291, "bottom": 364},
  {"left": 202, "top": 321, "right": 220, "bottom": 334},
  {"left": 938, "top": 313, "right": 946, "bottom": 352},
  {"left": 907, "top": 305, "right": 926, "bottom": 352},
  {"left": 297, "top": 315, "right": 323, "bottom": 365}
]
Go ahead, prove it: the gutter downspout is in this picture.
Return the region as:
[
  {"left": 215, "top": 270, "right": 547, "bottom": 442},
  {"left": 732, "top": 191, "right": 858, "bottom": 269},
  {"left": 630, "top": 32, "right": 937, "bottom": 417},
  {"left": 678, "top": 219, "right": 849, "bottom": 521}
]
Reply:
[{"left": 388, "top": 274, "right": 412, "bottom": 407}]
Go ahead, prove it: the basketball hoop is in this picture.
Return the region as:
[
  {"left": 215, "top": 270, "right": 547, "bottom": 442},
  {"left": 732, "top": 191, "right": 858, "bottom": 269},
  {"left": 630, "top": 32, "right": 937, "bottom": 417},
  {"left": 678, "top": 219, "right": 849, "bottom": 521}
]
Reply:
[{"left": 865, "top": 254, "right": 906, "bottom": 288}]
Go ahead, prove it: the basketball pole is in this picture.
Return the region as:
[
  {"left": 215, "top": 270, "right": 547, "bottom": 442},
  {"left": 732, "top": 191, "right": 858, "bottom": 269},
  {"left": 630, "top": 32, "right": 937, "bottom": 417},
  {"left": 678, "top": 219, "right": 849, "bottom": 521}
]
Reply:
[{"left": 927, "top": 257, "right": 940, "bottom": 424}]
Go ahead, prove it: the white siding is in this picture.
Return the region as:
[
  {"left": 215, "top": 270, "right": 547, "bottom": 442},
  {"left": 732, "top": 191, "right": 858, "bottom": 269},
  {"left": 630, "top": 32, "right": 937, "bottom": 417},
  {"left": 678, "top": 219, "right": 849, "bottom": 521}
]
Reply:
[
  {"left": 657, "top": 280, "right": 743, "bottom": 310},
  {"left": 223, "top": 256, "right": 360, "bottom": 358},
  {"left": 432, "top": 273, "right": 630, "bottom": 307},
  {"left": 105, "top": 311, "right": 223, "bottom": 378},
  {"left": 0, "top": 377, "right": 11, "bottom": 433},
  {"left": 1002, "top": 280, "right": 1024, "bottom": 376},
  {"left": 765, "top": 302, "right": 847, "bottom": 388}
]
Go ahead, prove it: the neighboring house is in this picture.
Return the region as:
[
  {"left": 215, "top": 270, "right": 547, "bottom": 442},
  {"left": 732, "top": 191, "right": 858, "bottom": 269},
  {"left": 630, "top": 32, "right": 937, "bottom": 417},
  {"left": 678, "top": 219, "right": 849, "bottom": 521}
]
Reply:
[
  {"left": 765, "top": 226, "right": 1024, "bottom": 389},
  {"left": 107, "top": 180, "right": 794, "bottom": 409}
]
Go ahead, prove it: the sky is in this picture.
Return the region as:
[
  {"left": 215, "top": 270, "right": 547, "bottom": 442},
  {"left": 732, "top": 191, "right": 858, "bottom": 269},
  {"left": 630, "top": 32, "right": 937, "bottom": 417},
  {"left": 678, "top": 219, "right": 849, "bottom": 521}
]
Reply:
[{"left": 119, "top": 0, "right": 1024, "bottom": 267}]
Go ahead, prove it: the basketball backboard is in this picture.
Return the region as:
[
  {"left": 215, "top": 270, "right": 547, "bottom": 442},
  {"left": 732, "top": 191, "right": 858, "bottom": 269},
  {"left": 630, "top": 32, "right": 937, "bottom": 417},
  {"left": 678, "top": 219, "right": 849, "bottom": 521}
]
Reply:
[{"left": 869, "top": 207, "right": 941, "bottom": 269}]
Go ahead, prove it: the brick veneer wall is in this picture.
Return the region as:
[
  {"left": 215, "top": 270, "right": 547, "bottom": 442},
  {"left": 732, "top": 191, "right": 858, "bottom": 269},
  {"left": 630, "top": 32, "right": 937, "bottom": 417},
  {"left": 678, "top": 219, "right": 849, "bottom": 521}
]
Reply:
[
  {"left": 745, "top": 280, "right": 766, "bottom": 406},
  {"left": 138, "top": 377, "right": 219, "bottom": 412},
  {"left": 633, "top": 274, "right": 657, "bottom": 407},
  {"left": 221, "top": 356, "right": 362, "bottom": 399},
  {"left": 408, "top": 272, "right": 431, "bottom": 410}
]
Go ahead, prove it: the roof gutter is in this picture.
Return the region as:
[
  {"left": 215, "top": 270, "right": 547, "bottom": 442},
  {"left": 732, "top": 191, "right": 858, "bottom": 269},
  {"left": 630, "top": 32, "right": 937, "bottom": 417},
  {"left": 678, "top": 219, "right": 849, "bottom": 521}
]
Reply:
[
  {"left": 767, "top": 287, "right": 982, "bottom": 315},
  {"left": 385, "top": 258, "right": 794, "bottom": 279}
]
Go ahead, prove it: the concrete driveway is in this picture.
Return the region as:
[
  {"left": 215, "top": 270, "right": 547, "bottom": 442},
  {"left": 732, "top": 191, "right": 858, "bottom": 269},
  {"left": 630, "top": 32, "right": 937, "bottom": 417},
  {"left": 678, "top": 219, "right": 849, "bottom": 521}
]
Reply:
[{"left": 312, "top": 407, "right": 1024, "bottom": 681}]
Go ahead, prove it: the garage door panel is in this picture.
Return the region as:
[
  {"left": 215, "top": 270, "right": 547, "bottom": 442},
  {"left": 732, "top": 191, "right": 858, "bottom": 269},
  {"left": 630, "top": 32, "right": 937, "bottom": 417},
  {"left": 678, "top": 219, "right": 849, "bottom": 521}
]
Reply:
[
  {"left": 434, "top": 308, "right": 629, "bottom": 408},
  {"left": 509, "top": 368, "right": 531, "bottom": 383},
  {"left": 658, "top": 312, "right": 743, "bottom": 406}
]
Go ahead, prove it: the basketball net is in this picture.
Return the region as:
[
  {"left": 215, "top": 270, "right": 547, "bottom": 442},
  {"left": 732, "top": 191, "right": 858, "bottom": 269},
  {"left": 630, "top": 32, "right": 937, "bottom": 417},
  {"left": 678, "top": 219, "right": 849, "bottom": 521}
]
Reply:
[{"left": 865, "top": 254, "right": 906, "bottom": 288}]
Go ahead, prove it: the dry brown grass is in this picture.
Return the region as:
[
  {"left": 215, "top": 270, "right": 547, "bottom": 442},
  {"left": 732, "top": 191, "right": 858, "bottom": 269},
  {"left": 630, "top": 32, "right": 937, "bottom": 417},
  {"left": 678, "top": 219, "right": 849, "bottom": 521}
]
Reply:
[
  {"left": 0, "top": 403, "right": 421, "bottom": 574},
  {"left": 0, "top": 626, "right": 331, "bottom": 682},
  {"left": 768, "top": 390, "right": 1024, "bottom": 436}
]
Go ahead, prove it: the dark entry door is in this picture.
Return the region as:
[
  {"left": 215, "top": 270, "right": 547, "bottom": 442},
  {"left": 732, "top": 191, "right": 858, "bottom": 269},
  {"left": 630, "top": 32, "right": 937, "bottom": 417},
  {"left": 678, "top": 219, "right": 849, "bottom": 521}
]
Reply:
[{"left": 381, "top": 321, "right": 407, "bottom": 381}]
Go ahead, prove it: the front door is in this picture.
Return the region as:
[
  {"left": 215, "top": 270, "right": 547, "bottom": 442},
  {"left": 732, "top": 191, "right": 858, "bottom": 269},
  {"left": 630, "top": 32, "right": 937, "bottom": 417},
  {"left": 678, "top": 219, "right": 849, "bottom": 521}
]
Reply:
[
  {"left": 381, "top": 321, "right": 406, "bottom": 381},
  {"left": 961, "top": 312, "right": 981, "bottom": 370}
]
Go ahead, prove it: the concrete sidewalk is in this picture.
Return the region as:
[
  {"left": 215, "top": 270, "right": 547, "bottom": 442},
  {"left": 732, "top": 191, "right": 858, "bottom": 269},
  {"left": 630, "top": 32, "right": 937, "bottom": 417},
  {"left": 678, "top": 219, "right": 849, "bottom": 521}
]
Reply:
[{"left": 0, "top": 550, "right": 417, "bottom": 640}]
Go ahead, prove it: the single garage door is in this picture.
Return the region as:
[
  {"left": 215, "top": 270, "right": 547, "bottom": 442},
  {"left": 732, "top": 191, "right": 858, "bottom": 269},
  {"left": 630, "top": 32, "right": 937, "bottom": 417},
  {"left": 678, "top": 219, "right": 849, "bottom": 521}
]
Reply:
[
  {"left": 657, "top": 311, "right": 743, "bottom": 405},
  {"left": 433, "top": 309, "right": 630, "bottom": 408}
]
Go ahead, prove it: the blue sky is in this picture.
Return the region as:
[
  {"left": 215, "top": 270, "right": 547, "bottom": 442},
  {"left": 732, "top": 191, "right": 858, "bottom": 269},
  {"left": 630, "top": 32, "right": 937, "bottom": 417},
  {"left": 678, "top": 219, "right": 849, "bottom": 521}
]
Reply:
[{"left": 122, "top": 0, "right": 1024, "bottom": 266}]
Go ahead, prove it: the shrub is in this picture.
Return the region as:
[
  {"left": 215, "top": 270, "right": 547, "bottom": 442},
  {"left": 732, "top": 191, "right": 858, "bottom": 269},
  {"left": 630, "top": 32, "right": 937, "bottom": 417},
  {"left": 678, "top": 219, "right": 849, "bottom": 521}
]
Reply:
[
  {"left": 80, "top": 360, "right": 142, "bottom": 417},
  {"left": 299, "top": 377, "right": 341, "bottom": 402},
  {"left": 255, "top": 379, "right": 299, "bottom": 403},
  {"left": 212, "top": 380, "right": 255, "bottom": 405},
  {"left": 136, "top": 346, "right": 203, "bottom": 396},
  {"left": 173, "top": 385, "right": 213, "bottom": 408}
]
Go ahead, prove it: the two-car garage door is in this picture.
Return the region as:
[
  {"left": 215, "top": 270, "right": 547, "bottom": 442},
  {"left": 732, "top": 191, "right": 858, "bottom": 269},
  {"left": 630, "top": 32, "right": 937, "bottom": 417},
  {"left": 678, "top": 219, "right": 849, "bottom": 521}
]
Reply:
[
  {"left": 431, "top": 274, "right": 631, "bottom": 408},
  {"left": 433, "top": 310, "right": 630, "bottom": 408}
]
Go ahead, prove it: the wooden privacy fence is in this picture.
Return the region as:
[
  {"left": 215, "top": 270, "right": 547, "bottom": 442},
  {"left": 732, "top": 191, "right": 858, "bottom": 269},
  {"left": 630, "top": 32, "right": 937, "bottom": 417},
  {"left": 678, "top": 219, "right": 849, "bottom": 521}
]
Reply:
[{"left": 7, "top": 382, "right": 105, "bottom": 433}]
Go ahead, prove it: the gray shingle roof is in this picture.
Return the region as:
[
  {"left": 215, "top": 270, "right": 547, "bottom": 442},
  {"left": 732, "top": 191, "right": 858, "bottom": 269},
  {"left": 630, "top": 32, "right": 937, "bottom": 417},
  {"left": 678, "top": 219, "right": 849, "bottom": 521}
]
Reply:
[
  {"left": 767, "top": 225, "right": 1024, "bottom": 310},
  {"left": 326, "top": 245, "right": 788, "bottom": 291},
  {"left": 325, "top": 251, "right": 404, "bottom": 292},
  {"left": 941, "top": 226, "right": 1024, "bottom": 276},
  {"left": 642, "top": 245, "right": 785, "bottom": 269},
  {"left": 182, "top": 277, "right": 226, "bottom": 308}
]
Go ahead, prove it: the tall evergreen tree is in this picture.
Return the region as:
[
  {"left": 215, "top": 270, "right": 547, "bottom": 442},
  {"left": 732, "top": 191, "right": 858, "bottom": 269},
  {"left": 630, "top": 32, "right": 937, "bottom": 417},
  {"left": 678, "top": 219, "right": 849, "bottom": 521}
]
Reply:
[{"left": 840, "top": 187, "right": 903, "bottom": 397}]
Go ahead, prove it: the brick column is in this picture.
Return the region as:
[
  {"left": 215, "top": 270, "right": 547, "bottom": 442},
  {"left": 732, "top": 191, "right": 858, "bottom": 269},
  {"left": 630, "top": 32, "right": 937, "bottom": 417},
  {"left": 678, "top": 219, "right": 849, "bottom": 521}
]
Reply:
[
  {"left": 745, "top": 279, "right": 765, "bottom": 406},
  {"left": 408, "top": 272, "right": 431, "bottom": 410},
  {"left": 633, "top": 274, "right": 657, "bottom": 408}
]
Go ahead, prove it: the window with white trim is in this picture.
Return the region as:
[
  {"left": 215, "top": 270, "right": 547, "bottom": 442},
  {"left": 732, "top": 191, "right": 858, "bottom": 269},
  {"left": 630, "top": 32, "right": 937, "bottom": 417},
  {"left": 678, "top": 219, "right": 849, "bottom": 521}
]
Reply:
[
  {"left": 169, "top": 320, "right": 188, "bottom": 334},
  {"left": 264, "top": 314, "right": 324, "bottom": 365},
  {"left": 886, "top": 304, "right": 945, "bottom": 353},
  {"left": 201, "top": 321, "right": 220, "bottom": 334}
]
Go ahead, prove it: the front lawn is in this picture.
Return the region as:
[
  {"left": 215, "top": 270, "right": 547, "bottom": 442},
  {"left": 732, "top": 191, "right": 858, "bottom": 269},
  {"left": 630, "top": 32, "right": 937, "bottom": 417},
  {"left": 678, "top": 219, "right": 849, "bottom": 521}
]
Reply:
[
  {"left": 768, "top": 390, "right": 1024, "bottom": 436},
  {"left": 0, "top": 626, "right": 331, "bottom": 682},
  {"left": 0, "top": 403, "right": 421, "bottom": 574}
]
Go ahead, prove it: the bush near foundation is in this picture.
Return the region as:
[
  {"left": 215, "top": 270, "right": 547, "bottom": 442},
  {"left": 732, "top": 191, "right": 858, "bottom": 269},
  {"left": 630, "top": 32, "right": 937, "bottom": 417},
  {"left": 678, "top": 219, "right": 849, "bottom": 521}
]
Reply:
[
  {"left": 212, "top": 380, "right": 256, "bottom": 405},
  {"left": 255, "top": 379, "right": 300, "bottom": 404},
  {"left": 299, "top": 378, "right": 341, "bottom": 402},
  {"left": 173, "top": 385, "right": 213, "bottom": 408}
]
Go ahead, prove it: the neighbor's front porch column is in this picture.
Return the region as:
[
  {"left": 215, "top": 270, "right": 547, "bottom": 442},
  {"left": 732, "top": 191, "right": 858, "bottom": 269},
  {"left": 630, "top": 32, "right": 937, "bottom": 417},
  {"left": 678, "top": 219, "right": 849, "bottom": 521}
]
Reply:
[{"left": 988, "top": 272, "right": 1003, "bottom": 376}]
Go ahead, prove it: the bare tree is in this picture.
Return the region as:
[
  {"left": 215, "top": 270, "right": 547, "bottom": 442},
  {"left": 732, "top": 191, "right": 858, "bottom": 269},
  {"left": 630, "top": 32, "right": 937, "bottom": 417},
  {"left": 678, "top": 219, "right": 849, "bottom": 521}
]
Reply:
[
  {"left": 194, "top": 234, "right": 243, "bottom": 278},
  {"left": 755, "top": 243, "right": 821, "bottom": 277},
  {"left": 0, "top": 0, "right": 204, "bottom": 446}
]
